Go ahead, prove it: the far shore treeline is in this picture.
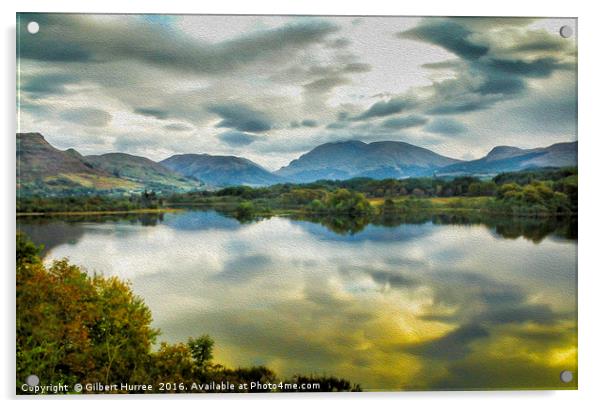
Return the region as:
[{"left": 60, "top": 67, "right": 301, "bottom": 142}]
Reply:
[{"left": 18, "top": 167, "right": 577, "bottom": 218}]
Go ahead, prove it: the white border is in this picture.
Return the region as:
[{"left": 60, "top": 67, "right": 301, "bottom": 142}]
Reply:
[{"left": 2, "top": 1, "right": 601, "bottom": 407}]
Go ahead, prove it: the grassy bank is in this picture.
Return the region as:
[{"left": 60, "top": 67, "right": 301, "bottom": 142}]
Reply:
[
  {"left": 17, "top": 208, "right": 183, "bottom": 217},
  {"left": 17, "top": 168, "right": 577, "bottom": 218}
]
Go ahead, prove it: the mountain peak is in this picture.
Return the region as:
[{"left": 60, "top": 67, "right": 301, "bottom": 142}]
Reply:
[
  {"left": 333, "top": 140, "right": 367, "bottom": 146},
  {"left": 439, "top": 141, "right": 576, "bottom": 176},
  {"left": 17, "top": 132, "right": 49, "bottom": 147},
  {"left": 486, "top": 145, "right": 525, "bottom": 160},
  {"left": 160, "top": 153, "right": 283, "bottom": 187},
  {"left": 17, "top": 132, "right": 45, "bottom": 139},
  {"left": 276, "top": 139, "right": 459, "bottom": 182}
]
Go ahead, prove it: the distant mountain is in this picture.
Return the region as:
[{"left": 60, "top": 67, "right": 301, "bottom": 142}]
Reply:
[
  {"left": 85, "top": 153, "right": 200, "bottom": 192},
  {"left": 17, "top": 132, "right": 578, "bottom": 196},
  {"left": 161, "top": 154, "right": 284, "bottom": 187},
  {"left": 18, "top": 133, "right": 102, "bottom": 180},
  {"left": 438, "top": 141, "right": 577, "bottom": 176},
  {"left": 17, "top": 132, "right": 141, "bottom": 195},
  {"left": 275, "top": 140, "right": 460, "bottom": 183},
  {"left": 17, "top": 133, "right": 199, "bottom": 196}
]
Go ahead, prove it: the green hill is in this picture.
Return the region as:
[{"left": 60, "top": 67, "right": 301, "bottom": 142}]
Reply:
[
  {"left": 86, "top": 153, "right": 200, "bottom": 193},
  {"left": 17, "top": 133, "right": 199, "bottom": 196}
]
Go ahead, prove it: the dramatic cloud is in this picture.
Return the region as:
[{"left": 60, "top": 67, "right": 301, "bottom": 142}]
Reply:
[
  {"left": 394, "top": 17, "right": 575, "bottom": 119},
  {"left": 208, "top": 103, "right": 272, "bottom": 133},
  {"left": 218, "top": 131, "right": 261, "bottom": 147},
  {"left": 18, "top": 13, "right": 339, "bottom": 76},
  {"left": 21, "top": 73, "right": 79, "bottom": 97},
  {"left": 406, "top": 324, "right": 490, "bottom": 360},
  {"left": 17, "top": 14, "right": 577, "bottom": 169},
  {"left": 353, "top": 97, "right": 415, "bottom": 120}
]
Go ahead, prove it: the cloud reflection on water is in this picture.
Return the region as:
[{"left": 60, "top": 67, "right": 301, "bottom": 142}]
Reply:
[{"left": 22, "top": 211, "right": 577, "bottom": 390}]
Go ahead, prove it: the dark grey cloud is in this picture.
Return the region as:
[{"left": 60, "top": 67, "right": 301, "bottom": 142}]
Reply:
[
  {"left": 303, "top": 76, "right": 350, "bottom": 93},
  {"left": 353, "top": 97, "right": 414, "bottom": 121},
  {"left": 134, "top": 108, "right": 171, "bottom": 120},
  {"left": 290, "top": 119, "right": 319, "bottom": 128},
  {"left": 485, "top": 57, "right": 571, "bottom": 78},
  {"left": 396, "top": 17, "right": 576, "bottom": 118},
  {"left": 425, "top": 118, "right": 467, "bottom": 135},
  {"left": 476, "top": 76, "right": 525, "bottom": 96},
  {"left": 18, "top": 16, "right": 93, "bottom": 62},
  {"left": 382, "top": 115, "right": 428, "bottom": 129},
  {"left": 21, "top": 73, "right": 80, "bottom": 97},
  {"left": 479, "top": 304, "right": 557, "bottom": 325},
  {"left": 399, "top": 19, "right": 489, "bottom": 61},
  {"left": 59, "top": 108, "right": 112, "bottom": 127},
  {"left": 301, "top": 119, "right": 319, "bottom": 127},
  {"left": 406, "top": 324, "right": 489, "bottom": 360},
  {"left": 208, "top": 103, "right": 272, "bottom": 132},
  {"left": 18, "top": 13, "right": 339, "bottom": 76},
  {"left": 217, "top": 131, "right": 261, "bottom": 147}
]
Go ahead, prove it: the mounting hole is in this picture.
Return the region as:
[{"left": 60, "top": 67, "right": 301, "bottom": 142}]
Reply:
[
  {"left": 27, "top": 21, "right": 39, "bottom": 34},
  {"left": 559, "top": 25, "right": 573, "bottom": 38},
  {"left": 26, "top": 374, "right": 40, "bottom": 386},
  {"left": 560, "top": 370, "right": 574, "bottom": 383}
]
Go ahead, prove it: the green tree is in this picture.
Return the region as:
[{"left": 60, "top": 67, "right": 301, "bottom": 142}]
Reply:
[
  {"left": 17, "top": 232, "right": 43, "bottom": 265},
  {"left": 324, "top": 189, "right": 373, "bottom": 215},
  {"left": 188, "top": 335, "right": 214, "bottom": 370}
]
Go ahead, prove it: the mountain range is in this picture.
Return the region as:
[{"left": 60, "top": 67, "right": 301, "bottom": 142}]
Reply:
[
  {"left": 17, "top": 133, "right": 198, "bottom": 196},
  {"left": 16, "top": 132, "right": 577, "bottom": 196},
  {"left": 436, "top": 142, "right": 577, "bottom": 176},
  {"left": 275, "top": 140, "right": 460, "bottom": 182},
  {"left": 160, "top": 154, "right": 283, "bottom": 187}
]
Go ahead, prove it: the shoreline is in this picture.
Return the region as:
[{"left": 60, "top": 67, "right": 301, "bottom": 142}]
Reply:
[
  {"left": 16, "top": 206, "right": 575, "bottom": 218},
  {"left": 16, "top": 208, "right": 183, "bottom": 217}
]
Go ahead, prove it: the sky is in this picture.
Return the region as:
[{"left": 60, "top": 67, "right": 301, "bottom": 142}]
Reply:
[{"left": 17, "top": 14, "right": 577, "bottom": 170}]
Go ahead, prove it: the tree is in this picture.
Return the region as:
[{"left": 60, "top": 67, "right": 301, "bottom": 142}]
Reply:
[
  {"left": 17, "top": 234, "right": 158, "bottom": 387},
  {"left": 324, "top": 189, "right": 373, "bottom": 215},
  {"left": 17, "top": 232, "right": 42, "bottom": 265},
  {"left": 188, "top": 335, "right": 214, "bottom": 370}
]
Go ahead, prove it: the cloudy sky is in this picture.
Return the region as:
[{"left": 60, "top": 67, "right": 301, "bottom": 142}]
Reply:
[{"left": 17, "top": 14, "right": 577, "bottom": 170}]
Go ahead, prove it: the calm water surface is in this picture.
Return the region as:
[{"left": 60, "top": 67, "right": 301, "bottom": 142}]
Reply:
[{"left": 18, "top": 211, "right": 577, "bottom": 390}]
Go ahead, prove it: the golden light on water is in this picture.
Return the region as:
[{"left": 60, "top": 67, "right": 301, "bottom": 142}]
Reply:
[{"left": 23, "top": 212, "right": 577, "bottom": 390}]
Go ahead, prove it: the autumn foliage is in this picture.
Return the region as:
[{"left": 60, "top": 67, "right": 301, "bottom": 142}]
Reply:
[{"left": 16, "top": 233, "right": 360, "bottom": 393}]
